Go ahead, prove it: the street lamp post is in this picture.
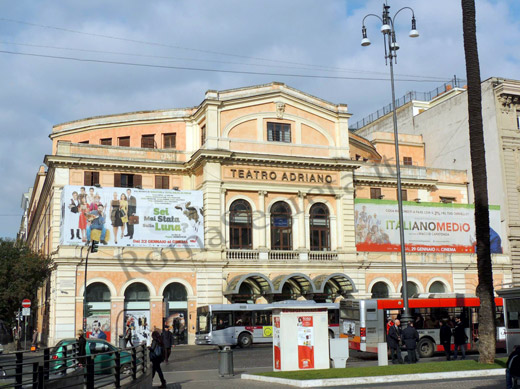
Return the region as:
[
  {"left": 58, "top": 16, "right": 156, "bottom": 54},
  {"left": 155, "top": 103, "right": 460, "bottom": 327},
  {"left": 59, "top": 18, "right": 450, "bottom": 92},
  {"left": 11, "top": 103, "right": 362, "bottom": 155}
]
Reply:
[{"left": 360, "top": 1, "right": 419, "bottom": 326}]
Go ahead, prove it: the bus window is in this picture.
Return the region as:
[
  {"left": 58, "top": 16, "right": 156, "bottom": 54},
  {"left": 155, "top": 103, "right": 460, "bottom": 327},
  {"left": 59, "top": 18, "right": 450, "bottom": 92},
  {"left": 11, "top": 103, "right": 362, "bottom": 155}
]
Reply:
[
  {"left": 328, "top": 309, "right": 339, "bottom": 325},
  {"left": 506, "top": 299, "right": 520, "bottom": 329},
  {"left": 234, "top": 311, "right": 253, "bottom": 326},
  {"left": 341, "top": 308, "right": 360, "bottom": 321},
  {"left": 253, "top": 311, "right": 272, "bottom": 326},
  {"left": 212, "top": 312, "right": 232, "bottom": 330}
]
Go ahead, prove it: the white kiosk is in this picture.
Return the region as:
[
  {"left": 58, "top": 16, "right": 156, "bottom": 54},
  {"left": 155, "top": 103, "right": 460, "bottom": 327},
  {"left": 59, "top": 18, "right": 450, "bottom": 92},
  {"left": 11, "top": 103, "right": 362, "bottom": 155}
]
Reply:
[{"left": 272, "top": 306, "right": 329, "bottom": 371}]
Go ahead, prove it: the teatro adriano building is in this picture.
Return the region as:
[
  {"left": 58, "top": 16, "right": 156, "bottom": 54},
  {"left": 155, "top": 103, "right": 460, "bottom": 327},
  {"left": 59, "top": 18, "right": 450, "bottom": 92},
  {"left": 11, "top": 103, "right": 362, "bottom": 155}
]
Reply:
[{"left": 23, "top": 82, "right": 511, "bottom": 346}]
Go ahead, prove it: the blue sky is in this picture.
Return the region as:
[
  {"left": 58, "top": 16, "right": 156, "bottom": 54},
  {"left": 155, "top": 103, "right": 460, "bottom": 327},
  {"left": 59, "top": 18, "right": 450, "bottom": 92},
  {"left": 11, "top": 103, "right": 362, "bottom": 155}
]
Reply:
[{"left": 0, "top": 0, "right": 519, "bottom": 238}]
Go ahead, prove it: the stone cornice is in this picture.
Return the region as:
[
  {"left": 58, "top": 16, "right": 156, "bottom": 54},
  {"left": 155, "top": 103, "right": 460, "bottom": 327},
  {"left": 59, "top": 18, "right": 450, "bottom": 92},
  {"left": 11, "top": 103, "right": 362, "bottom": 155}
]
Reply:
[
  {"left": 45, "top": 155, "right": 187, "bottom": 173},
  {"left": 354, "top": 175, "right": 437, "bottom": 189}
]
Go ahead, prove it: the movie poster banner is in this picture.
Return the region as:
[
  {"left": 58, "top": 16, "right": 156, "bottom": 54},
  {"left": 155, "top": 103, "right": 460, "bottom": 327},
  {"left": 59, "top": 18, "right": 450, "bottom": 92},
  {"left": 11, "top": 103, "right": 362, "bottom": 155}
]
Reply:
[
  {"left": 355, "top": 199, "right": 502, "bottom": 253},
  {"left": 60, "top": 185, "right": 203, "bottom": 248},
  {"left": 297, "top": 316, "right": 314, "bottom": 369},
  {"left": 273, "top": 316, "right": 281, "bottom": 370},
  {"left": 86, "top": 312, "right": 111, "bottom": 342},
  {"left": 124, "top": 310, "right": 151, "bottom": 346}
]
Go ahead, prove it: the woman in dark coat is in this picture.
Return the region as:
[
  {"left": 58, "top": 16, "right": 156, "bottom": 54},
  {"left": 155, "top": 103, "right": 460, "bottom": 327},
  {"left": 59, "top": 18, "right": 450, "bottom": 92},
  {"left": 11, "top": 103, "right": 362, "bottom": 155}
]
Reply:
[
  {"left": 149, "top": 330, "right": 167, "bottom": 388},
  {"left": 77, "top": 330, "right": 87, "bottom": 367}
]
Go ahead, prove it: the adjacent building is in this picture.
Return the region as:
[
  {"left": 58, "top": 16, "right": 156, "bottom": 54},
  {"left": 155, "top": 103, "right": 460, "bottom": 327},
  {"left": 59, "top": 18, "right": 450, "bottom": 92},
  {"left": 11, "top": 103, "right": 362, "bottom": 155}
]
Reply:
[
  {"left": 22, "top": 82, "right": 511, "bottom": 346},
  {"left": 354, "top": 77, "right": 520, "bottom": 282}
]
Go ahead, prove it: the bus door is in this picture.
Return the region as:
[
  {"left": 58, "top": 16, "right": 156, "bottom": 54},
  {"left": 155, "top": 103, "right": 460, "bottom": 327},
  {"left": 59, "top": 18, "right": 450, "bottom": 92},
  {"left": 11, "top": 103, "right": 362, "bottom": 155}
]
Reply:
[
  {"left": 504, "top": 297, "right": 520, "bottom": 354},
  {"left": 252, "top": 311, "right": 273, "bottom": 343},
  {"left": 211, "top": 311, "right": 234, "bottom": 345}
]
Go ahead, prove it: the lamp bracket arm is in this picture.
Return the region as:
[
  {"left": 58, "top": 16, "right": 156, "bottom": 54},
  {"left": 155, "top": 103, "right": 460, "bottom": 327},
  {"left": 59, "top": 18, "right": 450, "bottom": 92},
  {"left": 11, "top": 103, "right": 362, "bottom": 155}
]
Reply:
[
  {"left": 393, "top": 7, "right": 415, "bottom": 24},
  {"left": 362, "top": 14, "right": 383, "bottom": 26}
]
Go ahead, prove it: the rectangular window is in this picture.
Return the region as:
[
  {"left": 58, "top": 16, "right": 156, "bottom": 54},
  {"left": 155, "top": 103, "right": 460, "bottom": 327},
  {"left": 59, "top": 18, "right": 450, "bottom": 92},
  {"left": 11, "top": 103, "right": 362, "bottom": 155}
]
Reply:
[
  {"left": 84, "top": 171, "right": 99, "bottom": 186},
  {"left": 267, "top": 122, "right": 291, "bottom": 143},
  {"left": 155, "top": 175, "right": 170, "bottom": 189},
  {"left": 141, "top": 134, "right": 155, "bottom": 148},
  {"left": 370, "top": 187, "right": 382, "bottom": 199},
  {"left": 163, "top": 133, "right": 176, "bottom": 149},
  {"left": 399, "top": 189, "right": 408, "bottom": 201},
  {"left": 118, "top": 136, "right": 130, "bottom": 147},
  {"left": 79, "top": 140, "right": 89, "bottom": 144},
  {"left": 100, "top": 138, "right": 112, "bottom": 146},
  {"left": 200, "top": 125, "right": 206, "bottom": 146},
  {"left": 403, "top": 156, "right": 413, "bottom": 166},
  {"left": 114, "top": 173, "right": 142, "bottom": 188}
]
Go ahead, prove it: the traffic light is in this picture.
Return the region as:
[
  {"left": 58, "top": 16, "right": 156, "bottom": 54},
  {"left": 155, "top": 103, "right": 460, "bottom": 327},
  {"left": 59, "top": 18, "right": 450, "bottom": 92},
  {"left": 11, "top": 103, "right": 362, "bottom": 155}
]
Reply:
[
  {"left": 85, "top": 304, "right": 94, "bottom": 318},
  {"left": 91, "top": 240, "right": 99, "bottom": 253}
]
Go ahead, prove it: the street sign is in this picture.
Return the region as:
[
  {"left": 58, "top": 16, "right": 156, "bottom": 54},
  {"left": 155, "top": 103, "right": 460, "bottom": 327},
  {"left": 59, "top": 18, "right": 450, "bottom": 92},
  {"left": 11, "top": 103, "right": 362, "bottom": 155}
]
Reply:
[
  {"left": 22, "top": 308, "right": 30, "bottom": 316},
  {"left": 22, "top": 299, "right": 31, "bottom": 308}
]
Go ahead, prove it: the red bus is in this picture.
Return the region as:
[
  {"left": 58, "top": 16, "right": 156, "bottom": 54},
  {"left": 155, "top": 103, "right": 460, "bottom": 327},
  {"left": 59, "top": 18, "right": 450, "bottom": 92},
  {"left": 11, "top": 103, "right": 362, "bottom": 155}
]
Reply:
[{"left": 339, "top": 294, "right": 505, "bottom": 358}]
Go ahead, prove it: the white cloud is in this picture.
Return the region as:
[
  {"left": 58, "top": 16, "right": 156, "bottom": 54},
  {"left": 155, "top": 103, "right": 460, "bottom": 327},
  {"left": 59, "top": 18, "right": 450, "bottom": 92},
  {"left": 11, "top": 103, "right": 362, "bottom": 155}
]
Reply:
[{"left": 0, "top": 0, "right": 519, "bottom": 238}]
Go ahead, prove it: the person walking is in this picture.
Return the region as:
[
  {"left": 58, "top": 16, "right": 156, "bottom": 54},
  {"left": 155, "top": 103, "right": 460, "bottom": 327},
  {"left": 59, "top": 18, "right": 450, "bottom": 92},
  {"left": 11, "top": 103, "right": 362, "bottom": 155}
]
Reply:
[
  {"left": 387, "top": 319, "right": 403, "bottom": 364},
  {"left": 161, "top": 326, "right": 174, "bottom": 363},
  {"left": 440, "top": 319, "right": 452, "bottom": 361},
  {"left": 31, "top": 330, "right": 39, "bottom": 351},
  {"left": 452, "top": 316, "right": 468, "bottom": 360},
  {"left": 401, "top": 321, "right": 419, "bottom": 363},
  {"left": 124, "top": 324, "right": 134, "bottom": 347},
  {"left": 150, "top": 330, "right": 167, "bottom": 388},
  {"left": 77, "top": 330, "right": 87, "bottom": 368},
  {"left": 506, "top": 345, "right": 520, "bottom": 389}
]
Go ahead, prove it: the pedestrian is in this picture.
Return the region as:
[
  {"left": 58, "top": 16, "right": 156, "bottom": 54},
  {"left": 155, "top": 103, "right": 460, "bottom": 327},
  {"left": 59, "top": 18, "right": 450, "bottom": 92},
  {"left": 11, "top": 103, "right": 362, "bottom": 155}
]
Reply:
[
  {"left": 440, "top": 319, "right": 452, "bottom": 361},
  {"left": 452, "top": 316, "right": 468, "bottom": 360},
  {"left": 161, "top": 326, "right": 174, "bottom": 363},
  {"left": 77, "top": 330, "right": 87, "bottom": 368},
  {"left": 31, "top": 329, "right": 39, "bottom": 351},
  {"left": 401, "top": 321, "right": 419, "bottom": 363},
  {"left": 150, "top": 330, "right": 167, "bottom": 388},
  {"left": 124, "top": 324, "right": 134, "bottom": 347},
  {"left": 506, "top": 345, "right": 520, "bottom": 389},
  {"left": 387, "top": 319, "right": 403, "bottom": 364}
]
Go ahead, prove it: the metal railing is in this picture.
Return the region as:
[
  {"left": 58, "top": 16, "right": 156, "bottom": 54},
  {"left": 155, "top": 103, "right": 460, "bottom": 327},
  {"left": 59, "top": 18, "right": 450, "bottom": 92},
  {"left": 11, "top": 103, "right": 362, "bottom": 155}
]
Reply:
[
  {"left": 0, "top": 342, "right": 148, "bottom": 388},
  {"left": 349, "top": 77, "right": 465, "bottom": 131}
]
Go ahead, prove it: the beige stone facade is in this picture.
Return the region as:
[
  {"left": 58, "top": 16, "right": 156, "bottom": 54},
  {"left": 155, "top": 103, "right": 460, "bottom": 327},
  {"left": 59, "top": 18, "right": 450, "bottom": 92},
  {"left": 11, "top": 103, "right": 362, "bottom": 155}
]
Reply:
[{"left": 23, "top": 82, "right": 510, "bottom": 347}]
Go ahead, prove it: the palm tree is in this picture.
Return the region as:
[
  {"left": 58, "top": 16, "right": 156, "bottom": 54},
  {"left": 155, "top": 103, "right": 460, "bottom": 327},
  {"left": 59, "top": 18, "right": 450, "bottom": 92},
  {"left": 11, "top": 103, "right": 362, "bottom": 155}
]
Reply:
[{"left": 461, "top": 0, "right": 495, "bottom": 364}]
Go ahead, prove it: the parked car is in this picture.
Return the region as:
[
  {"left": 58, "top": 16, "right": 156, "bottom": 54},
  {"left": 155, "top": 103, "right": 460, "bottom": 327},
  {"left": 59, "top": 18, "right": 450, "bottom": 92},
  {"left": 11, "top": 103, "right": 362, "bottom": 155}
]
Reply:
[{"left": 51, "top": 338, "right": 132, "bottom": 374}]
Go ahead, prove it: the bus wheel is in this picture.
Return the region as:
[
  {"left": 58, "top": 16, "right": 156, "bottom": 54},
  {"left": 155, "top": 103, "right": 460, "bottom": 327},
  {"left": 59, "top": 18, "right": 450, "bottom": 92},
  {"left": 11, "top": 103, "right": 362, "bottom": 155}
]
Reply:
[
  {"left": 328, "top": 330, "right": 335, "bottom": 339},
  {"left": 238, "top": 333, "right": 252, "bottom": 348},
  {"left": 418, "top": 338, "right": 435, "bottom": 358}
]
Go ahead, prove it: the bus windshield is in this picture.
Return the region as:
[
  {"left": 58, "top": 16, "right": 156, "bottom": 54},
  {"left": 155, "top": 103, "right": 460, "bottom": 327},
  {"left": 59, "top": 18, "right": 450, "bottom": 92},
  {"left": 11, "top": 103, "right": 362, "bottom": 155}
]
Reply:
[{"left": 197, "top": 308, "right": 210, "bottom": 334}]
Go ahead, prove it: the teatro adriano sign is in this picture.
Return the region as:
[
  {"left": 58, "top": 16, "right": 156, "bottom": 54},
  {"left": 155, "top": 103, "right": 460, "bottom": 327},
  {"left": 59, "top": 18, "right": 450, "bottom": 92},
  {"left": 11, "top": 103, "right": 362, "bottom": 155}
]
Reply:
[{"left": 224, "top": 166, "right": 337, "bottom": 185}]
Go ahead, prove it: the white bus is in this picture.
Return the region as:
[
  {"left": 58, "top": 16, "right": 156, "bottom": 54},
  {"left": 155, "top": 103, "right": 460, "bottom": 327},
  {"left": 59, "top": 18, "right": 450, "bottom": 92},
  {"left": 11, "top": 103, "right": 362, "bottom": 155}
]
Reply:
[{"left": 195, "top": 300, "right": 339, "bottom": 348}]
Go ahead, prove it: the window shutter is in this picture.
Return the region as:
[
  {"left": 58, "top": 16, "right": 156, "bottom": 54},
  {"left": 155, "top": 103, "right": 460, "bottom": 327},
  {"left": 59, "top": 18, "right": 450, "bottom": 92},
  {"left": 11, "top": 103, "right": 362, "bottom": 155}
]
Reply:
[
  {"left": 84, "top": 171, "right": 92, "bottom": 186},
  {"left": 93, "top": 172, "right": 99, "bottom": 185},
  {"left": 114, "top": 173, "right": 121, "bottom": 187},
  {"left": 163, "top": 176, "right": 169, "bottom": 189},
  {"left": 134, "top": 175, "right": 142, "bottom": 188},
  {"left": 155, "top": 176, "right": 162, "bottom": 189}
]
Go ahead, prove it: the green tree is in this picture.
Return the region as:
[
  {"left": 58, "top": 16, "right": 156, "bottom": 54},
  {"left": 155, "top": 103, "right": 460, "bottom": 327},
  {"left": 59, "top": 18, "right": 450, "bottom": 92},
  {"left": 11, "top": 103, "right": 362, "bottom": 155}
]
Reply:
[
  {"left": 0, "top": 239, "right": 53, "bottom": 327},
  {"left": 461, "top": 0, "right": 495, "bottom": 363}
]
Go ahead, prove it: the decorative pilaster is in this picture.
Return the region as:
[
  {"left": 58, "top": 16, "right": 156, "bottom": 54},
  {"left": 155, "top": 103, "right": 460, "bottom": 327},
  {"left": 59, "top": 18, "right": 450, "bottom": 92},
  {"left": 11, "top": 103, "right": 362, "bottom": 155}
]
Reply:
[
  {"left": 298, "top": 191, "right": 307, "bottom": 250},
  {"left": 258, "top": 191, "right": 267, "bottom": 249}
]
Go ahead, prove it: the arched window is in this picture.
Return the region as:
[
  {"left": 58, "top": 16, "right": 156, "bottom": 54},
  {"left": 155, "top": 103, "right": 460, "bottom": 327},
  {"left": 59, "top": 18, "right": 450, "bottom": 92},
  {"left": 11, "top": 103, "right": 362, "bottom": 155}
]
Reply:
[
  {"left": 163, "top": 282, "right": 187, "bottom": 302},
  {"left": 125, "top": 283, "right": 150, "bottom": 302},
  {"left": 310, "top": 203, "right": 330, "bottom": 251},
  {"left": 229, "top": 200, "right": 252, "bottom": 249},
  {"left": 86, "top": 283, "right": 111, "bottom": 302},
  {"left": 429, "top": 281, "right": 446, "bottom": 293},
  {"left": 371, "top": 281, "right": 390, "bottom": 298},
  {"left": 271, "top": 202, "right": 292, "bottom": 250},
  {"left": 400, "top": 281, "right": 419, "bottom": 299}
]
